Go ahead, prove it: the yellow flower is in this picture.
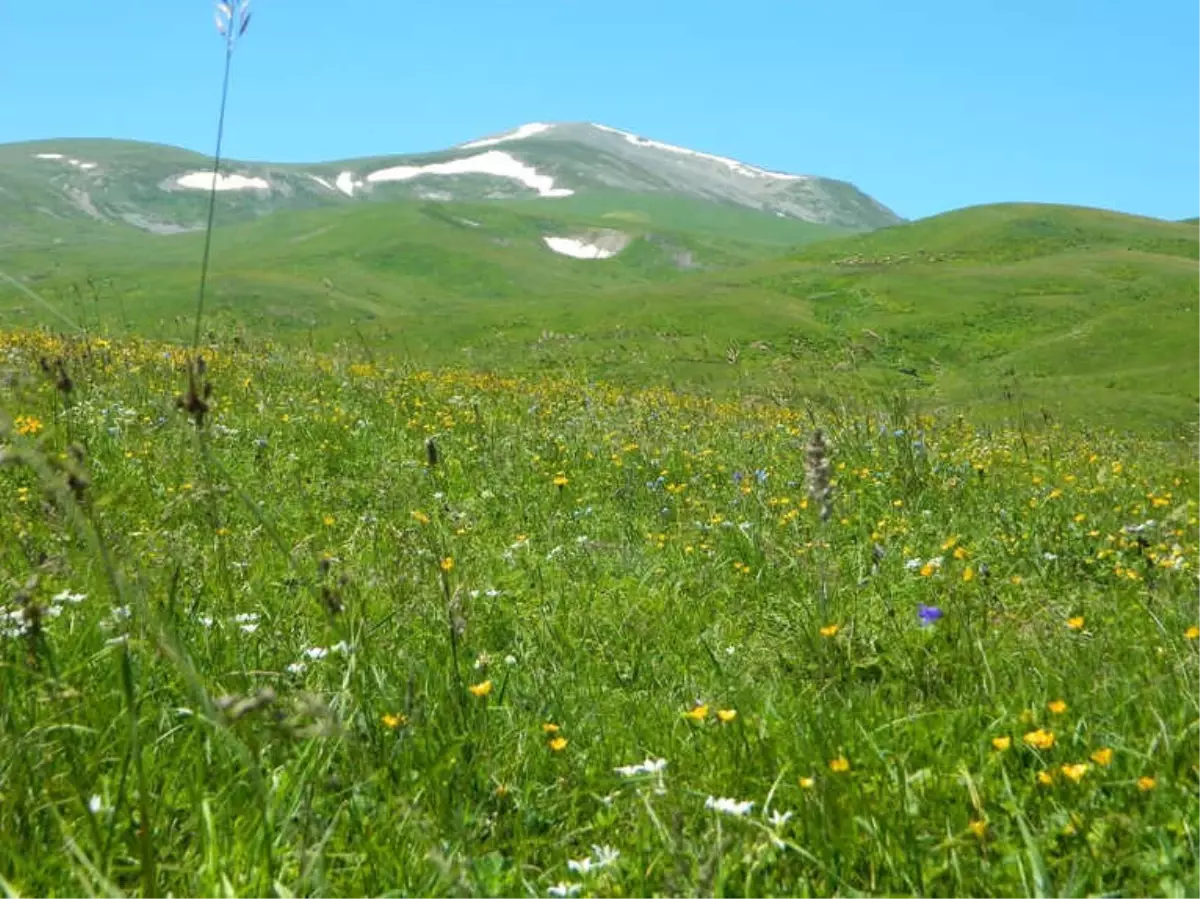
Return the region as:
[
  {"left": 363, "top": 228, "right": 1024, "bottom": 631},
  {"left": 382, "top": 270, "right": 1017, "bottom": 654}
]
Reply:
[
  {"left": 1090, "top": 747, "right": 1114, "bottom": 767},
  {"left": 919, "top": 563, "right": 935, "bottom": 577},
  {"left": 14, "top": 415, "right": 44, "bottom": 437},
  {"left": 819, "top": 624, "right": 840, "bottom": 638},
  {"left": 941, "top": 535, "right": 959, "bottom": 551},
  {"left": 468, "top": 680, "right": 493, "bottom": 697},
  {"left": 552, "top": 473, "right": 569, "bottom": 487},
  {"left": 828, "top": 756, "right": 850, "bottom": 773},
  {"left": 1024, "top": 728, "right": 1056, "bottom": 750},
  {"left": 1186, "top": 626, "right": 1200, "bottom": 640},
  {"left": 411, "top": 510, "right": 430, "bottom": 525},
  {"left": 1137, "top": 776, "right": 1156, "bottom": 792},
  {"left": 1047, "top": 700, "right": 1067, "bottom": 715},
  {"left": 968, "top": 819, "right": 988, "bottom": 839},
  {"left": 381, "top": 713, "right": 407, "bottom": 730},
  {"left": 1061, "top": 763, "right": 1089, "bottom": 783},
  {"left": 548, "top": 736, "right": 568, "bottom": 752},
  {"left": 798, "top": 776, "right": 815, "bottom": 789},
  {"left": 683, "top": 703, "right": 709, "bottom": 721},
  {"left": 1067, "top": 616, "right": 1085, "bottom": 631},
  {"left": 953, "top": 546, "right": 969, "bottom": 561},
  {"left": 322, "top": 514, "right": 335, "bottom": 527},
  {"left": 542, "top": 722, "right": 560, "bottom": 734},
  {"left": 962, "top": 566, "right": 975, "bottom": 582},
  {"left": 992, "top": 736, "right": 1012, "bottom": 752},
  {"left": 440, "top": 556, "right": 455, "bottom": 572},
  {"left": 1037, "top": 770, "right": 1055, "bottom": 786},
  {"left": 716, "top": 709, "right": 737, "bottom": 723}
]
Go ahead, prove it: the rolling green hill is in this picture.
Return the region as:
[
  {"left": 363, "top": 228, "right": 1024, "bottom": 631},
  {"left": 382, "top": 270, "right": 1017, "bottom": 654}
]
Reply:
[{"left": 0, "top": 199, "right": 1194, "bottom": 436}]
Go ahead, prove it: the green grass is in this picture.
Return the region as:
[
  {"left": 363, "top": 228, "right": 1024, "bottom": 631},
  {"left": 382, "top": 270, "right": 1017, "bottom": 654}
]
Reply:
[
  {"left": 1, "top": 201, "right": 1196, "bottom": 437},
  {"left": 1, "top": 328, "right": 1197, "bottom": 897}
]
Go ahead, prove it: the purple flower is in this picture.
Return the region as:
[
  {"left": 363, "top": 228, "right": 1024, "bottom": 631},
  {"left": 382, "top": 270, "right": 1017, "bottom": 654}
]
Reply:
[{"left": 917, "top": 604, "right": 944, "bottom": 626}]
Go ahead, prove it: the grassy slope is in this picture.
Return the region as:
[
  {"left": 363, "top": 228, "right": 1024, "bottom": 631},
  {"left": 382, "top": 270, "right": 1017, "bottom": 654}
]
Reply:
[
  {"left": 0, "top": 329, "right": 1197, "bottom": 896},
  {"left": 0, "top": 200, "right": 1195, "bottom": 435}
]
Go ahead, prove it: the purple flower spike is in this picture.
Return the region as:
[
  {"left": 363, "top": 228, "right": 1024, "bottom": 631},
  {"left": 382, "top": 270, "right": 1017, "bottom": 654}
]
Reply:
[{"left": 917, "top": 604, "right": 944, "bottom": 627}]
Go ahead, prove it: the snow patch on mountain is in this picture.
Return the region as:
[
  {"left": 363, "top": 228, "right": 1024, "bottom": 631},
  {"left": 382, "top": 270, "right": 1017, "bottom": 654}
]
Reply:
[
  {"left": 307, "top": 174, "right": 337, "bottom": 192},
  {"left": 33, "top": 153, "right": 98, "bottom": 171},
  {"left": 175, "top": 172, "right": 270, "bottom": 191},
  {"left": 460, "top": 122, "right": 553, "bottom": 150},
  {"left": 543, "top": 229, "right": 631, "bottom": 259},
  {"left": 335, "top": 171, "right": 360, "bottom": 197},
  {"left": 590, "top": 123, "right": 805, "bottom": 181},
  {"left": 366, "top": 151, "right": 572, "bottom": 198}
]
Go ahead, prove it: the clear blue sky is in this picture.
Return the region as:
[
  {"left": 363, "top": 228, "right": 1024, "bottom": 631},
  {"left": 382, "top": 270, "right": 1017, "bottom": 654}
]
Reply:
[{"left": 3, "top": 0, "right": 1197, "bottom": 220}]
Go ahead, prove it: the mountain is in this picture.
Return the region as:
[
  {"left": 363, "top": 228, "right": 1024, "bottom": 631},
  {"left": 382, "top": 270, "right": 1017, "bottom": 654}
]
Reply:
[{"left": 0, "top": 122, "right": 901, "bottom": 240}]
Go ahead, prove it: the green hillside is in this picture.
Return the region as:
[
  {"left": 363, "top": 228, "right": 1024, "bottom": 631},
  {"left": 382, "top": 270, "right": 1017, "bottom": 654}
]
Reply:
[{"left": 0, "top": 200, "right": 1195, "bottom": 435}]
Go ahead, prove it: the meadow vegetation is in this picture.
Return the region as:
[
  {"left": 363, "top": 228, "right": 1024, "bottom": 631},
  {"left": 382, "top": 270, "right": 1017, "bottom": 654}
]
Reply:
[{"left": 1, "top": 325, "right": 1196, "bottom": 897}]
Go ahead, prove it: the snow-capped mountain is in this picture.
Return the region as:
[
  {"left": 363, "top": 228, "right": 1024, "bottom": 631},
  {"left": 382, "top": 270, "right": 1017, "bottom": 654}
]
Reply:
[{"left": 0, "top": 122, "right": 901, "bottom": 236}]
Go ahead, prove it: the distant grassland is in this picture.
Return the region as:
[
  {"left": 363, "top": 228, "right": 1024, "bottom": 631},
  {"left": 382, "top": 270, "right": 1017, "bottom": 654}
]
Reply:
[{"left": 0, "top": 200, "right": 1195, "bottom": 437}]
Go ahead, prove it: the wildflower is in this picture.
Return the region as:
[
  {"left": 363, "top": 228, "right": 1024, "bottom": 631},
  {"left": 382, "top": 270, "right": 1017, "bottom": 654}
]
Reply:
[
  {"left": 705, "top": 795, "right": 754, "bottom": 816},
  {"left": 828, "top": 756, "right": 851, "bottom": 773},
  {"left": 954, "top": 546, "right": 969, "bottom": 561},
  {"left": 440, "top": 557, "right": 454, "bottom": 573},
  {"left": 1137, "top": 776, "right": 1156, "bottom": 791},
  {"left": 286, "top": 662, "right": 307, "bottom": 675},
  {"left": 917, "top": 604, "right": 943, "bottom": 626},
  {"left": 553, "top": 473, "right": 569, "bottom": 487},
  {"left": 14, "top": 415, "right": 44, "bottom": 436},
  {"left": 322, "top": 514, "right": 335, "bottom": 527},
  {"left": 240, "top": 623, "right": 258, "bottom": 634},
  {"left": 410, "top": 510, "right": 430, "bottom": 525},
  {"left": 566, "top": 858, "right": 592, "bottom": 875},
  {"left": 804, "top": 429, "right": 833, "bottom": 522},
  {"left": 542, "top": 722, "right": 560, "bottom": 734},
  {"left": 51, "top": 590, "right": 86, "bottom": 605},
  {"left": 1067, "top": 616, "right": 1085, "bottom": 631},
  {"left": 798, "top": 776, "right": 815, "bottom": 789},
  {"left": 547, "top": 883, "right": 581, "bottom": 898},
  {"left": 1090, "top": 747, "right": 1113, "bottom": 767},
  {"left": 614, "top": 757, "right": 667, "bottom": 777},
  {"left": 590, "top": 844, "right": 620, "bottom": 869},
  {"left": 961, "top": 566, "right": 975, "bottom": 581},
  {"left": 767, "top": 809, "right": 793, "bottom": 827},
  {"left": 716, "top": 708, "right": 737, "bottom": 723},
  {"left": 968, "top": 818, "right": 988, "bottom": 839},
  {"left": 1037, "top": 770, "right": 1055, "bottom": 786},
  {"left": 683, "top": 703, "right": 709, "bottom": 721},
  {"left": 468, "top": 680, "right": 493, "bottom": 697},
  {"left": 304, "top": 646, "right": 329, "bottom": 660},
  {"left": 819, "top": 624, "right": 840, "bottom": 638},
  {"left": 381, "top": 713, "right": 407, "bottom": 730},
  {"left": 87, "top": 794, "right": 110, "bottom": 815},
  {"left": 1186, "top": 626, "right": 1200, "bottom": 640},
  {"left": 1047, "top": 699, "right": 1067, "bottom": 715},
  {"left": 548, "top": 736, "right": 568, "bottom": 752},
  {"left": 1024, "top": 729, "right": 1056, "bottom": 750},
  {"left": 992, "top": 736, "right": 1012, "bottom": 752},
  {"left": 504, "top": 654, "right": 518, "bottom": 666},
  {"left": 1061, "top": 763, "right": 1089, "bottom": 783}
]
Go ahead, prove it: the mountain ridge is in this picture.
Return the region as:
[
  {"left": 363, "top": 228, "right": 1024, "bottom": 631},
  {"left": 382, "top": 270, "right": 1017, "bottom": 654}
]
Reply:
[{"left": 0, "top": 122, "right": 902, "bottom": 237}]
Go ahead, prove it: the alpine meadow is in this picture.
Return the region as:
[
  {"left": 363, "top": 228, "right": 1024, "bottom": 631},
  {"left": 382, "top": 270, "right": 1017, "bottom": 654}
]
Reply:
[{"left": 1, "top": 3, "right": 1198, "bottom": 898}]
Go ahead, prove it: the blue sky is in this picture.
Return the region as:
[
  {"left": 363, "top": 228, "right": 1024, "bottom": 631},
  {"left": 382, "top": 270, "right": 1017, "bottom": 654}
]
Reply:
[{"left": 4, "top": 0, "right": 1197, "bottom": 220}]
